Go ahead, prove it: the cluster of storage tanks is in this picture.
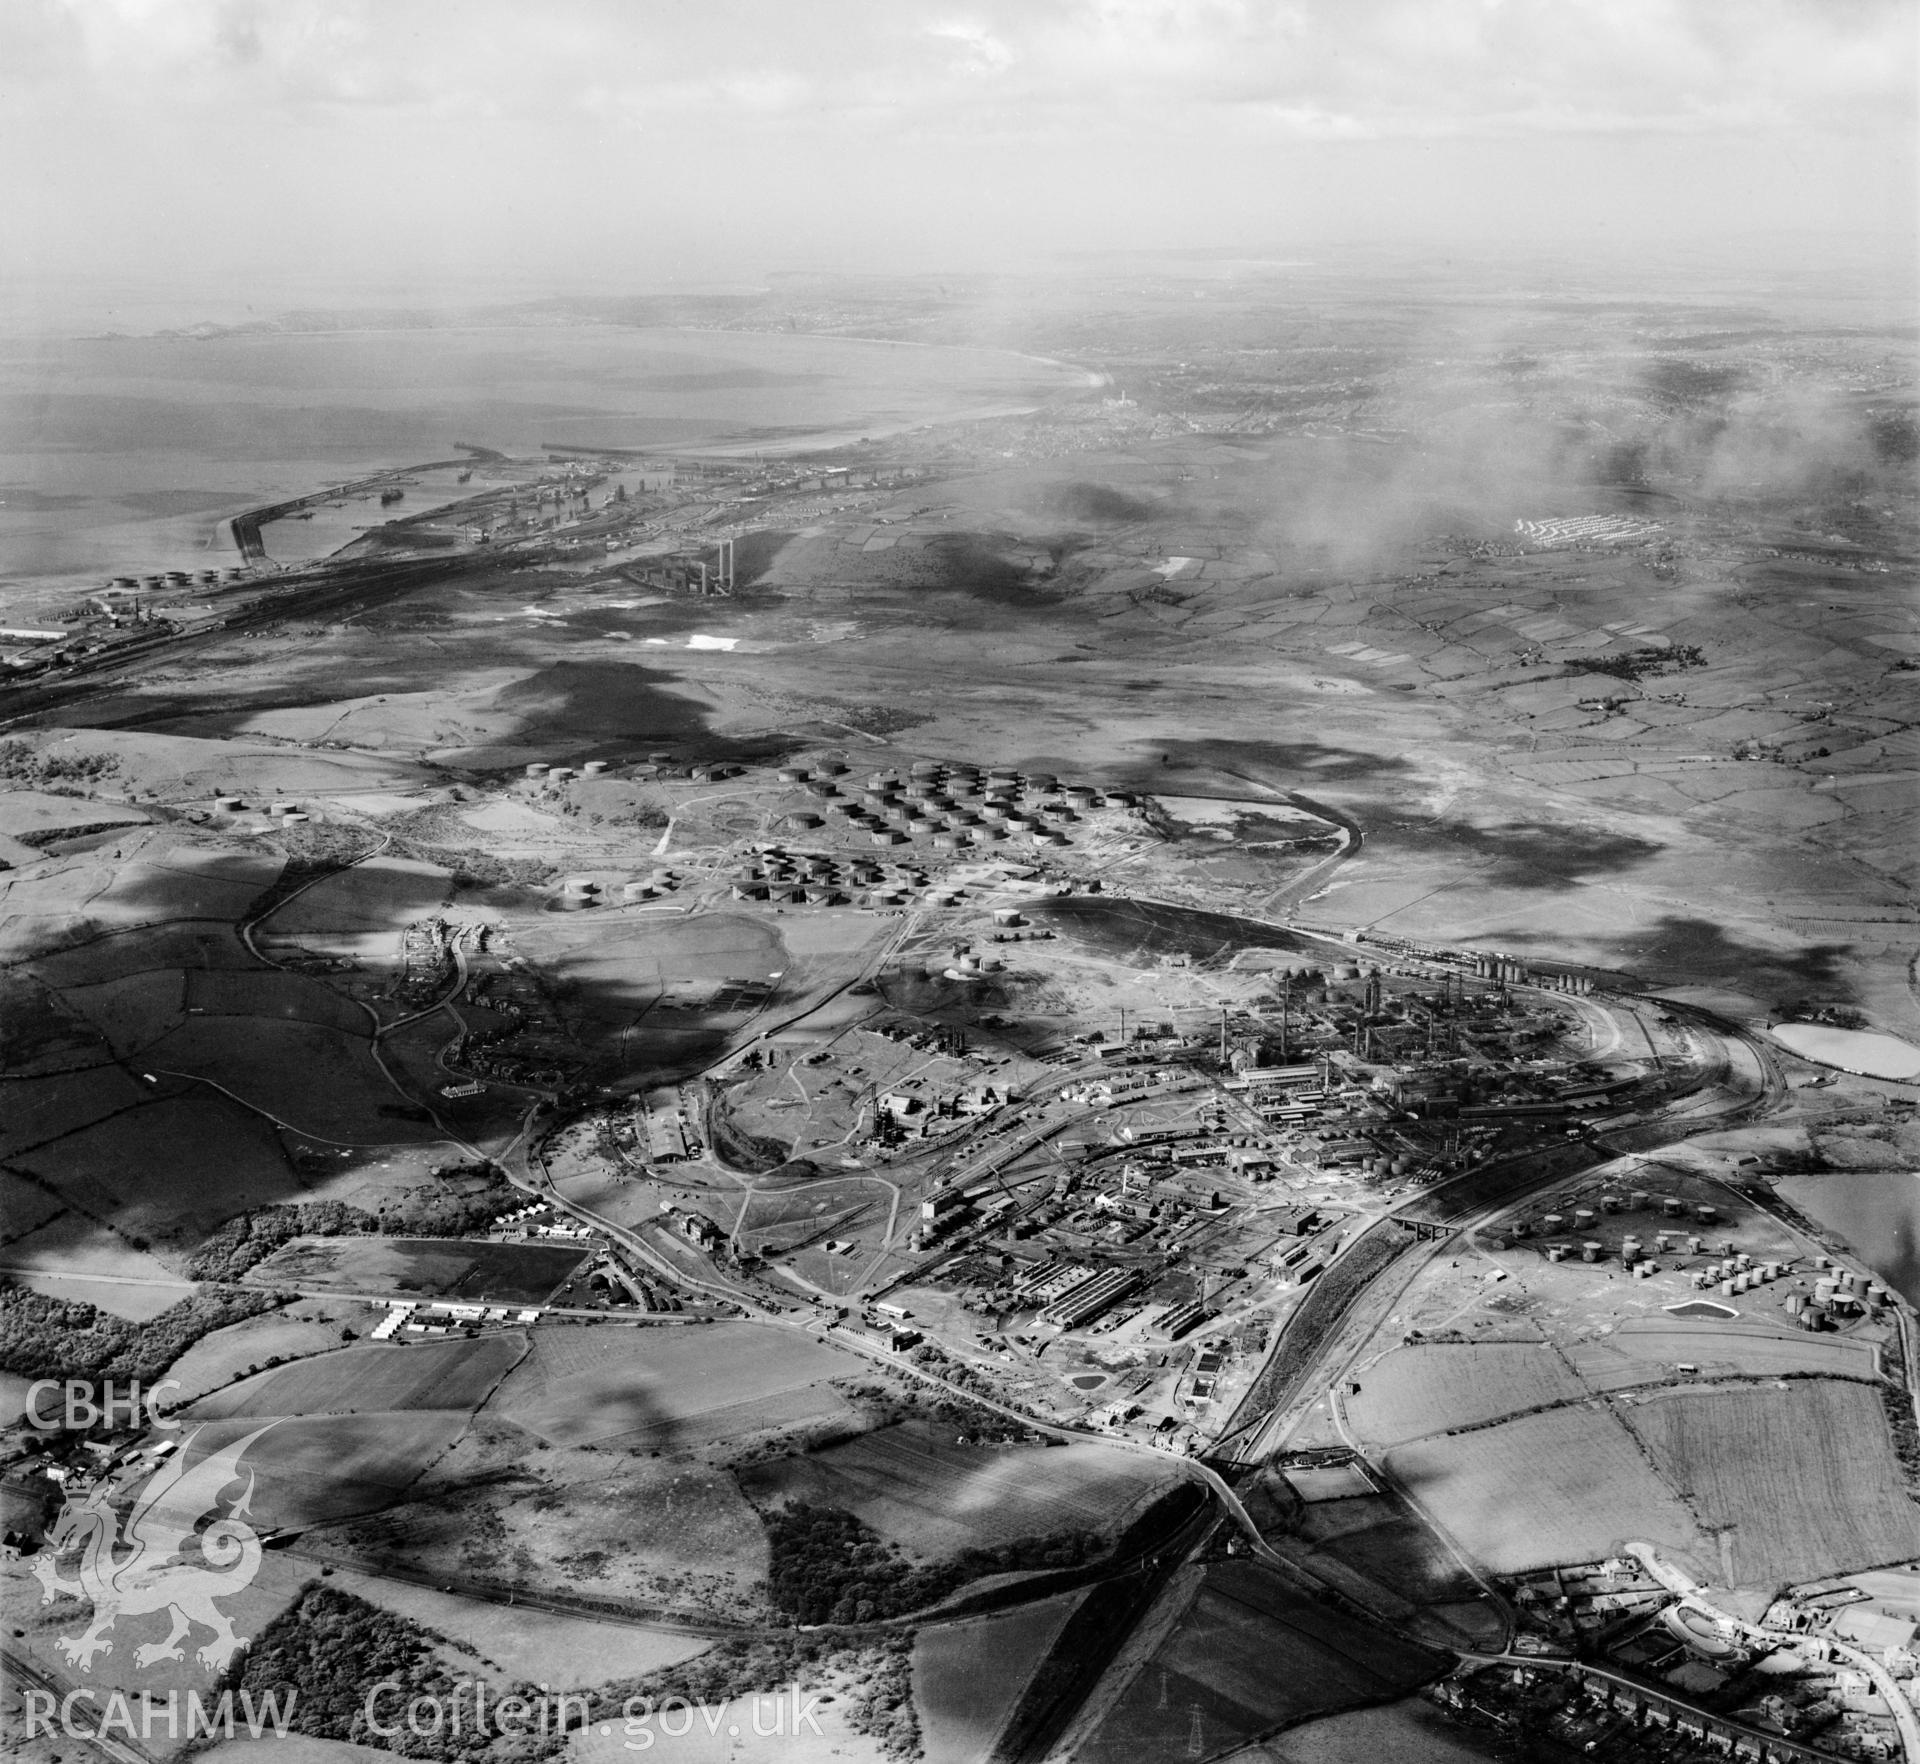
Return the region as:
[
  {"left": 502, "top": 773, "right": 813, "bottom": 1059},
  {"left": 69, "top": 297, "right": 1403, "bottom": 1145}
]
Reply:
[
  {"left": 783, "top": 757, "right": 1122, "bottom": 854},
  {"left": 1519, "top": 1191, "right": 1722, "bottom": 1267},
  {"left": 523, "top": 759, "right": 611, "bottom": 787},
  {"left": 556, "top": 869, "right": 677, "bottom": 910},
  {"left": 211, "top": 794, "right": 308, "bottom": 825},
  {"left": 107, "top": 570, "right": 244, "bottom": 592},
  {"left": 1465, "top": 952, "right": 1595, "bottom": 994},
  {"left": 731, "top": 846, "right": 896, "bottom": 909}
]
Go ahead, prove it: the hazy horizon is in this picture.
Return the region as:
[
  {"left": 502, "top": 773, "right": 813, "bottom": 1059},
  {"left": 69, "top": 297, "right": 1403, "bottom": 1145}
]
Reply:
[{"left": 4, "top": 0, "right": 1914, "bottom": 335}]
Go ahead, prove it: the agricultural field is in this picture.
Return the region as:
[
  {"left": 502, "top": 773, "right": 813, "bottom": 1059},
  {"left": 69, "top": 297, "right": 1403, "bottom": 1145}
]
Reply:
[
  {"left": 12, "top": 1093, "right": 321, "bottom": 1249},
  {"left": 183, "top": 967, "right": 373, "bottom": 1033},
  {"left": 915, "top": 1591, "right": 1088, "bottom": 1764},
  {"left": 135, "top": 1016, "right": 440, "bottom": 1144},
  {"left": 1387, "top": 1403, "right": 1711, "bottom": 1576},
  {"left": 1286, "top": 1492, "right": 1503, "bottom": 1648},
  {"left": 191, "top": 1333, "right": 527, "bottom": 1419},
  {"left": 483, "top": 1320, "right": 853, "bottom": 1449},
  {"left": 1344, "top": 1344, "right": 1585, "bottom": 1447},
  {"left": 1, "top": 1545, "right": 316, "bottom": 1727},
  {"left": 162, "top": 1299, "right": 369, "bottom": 1401},
  {"left": 1264, "top": 1698, "right": 1509, "bottom": 1763},
  {"left": 737, "top": 1419, "right": 1181, "bottom": 1561},
  {"left": 0, "top": 1063, "right": 154, "bottom": 1158},
  {"left": 1079, "top": 1561, "right": 1448, "bottom": 1763},
  {"left": 318, "top": 1565, "right": 713, "bottom": 1686},
  {"left": 180, "top": 1410, "right": 471, "bottom": 1530},
  {"left": 267, "top": 855, "right": 453, "bottom": 935},
  {"left": 1565, "top": 1318, "right": 1880, "bottom": 1391},
  {"left": 2, "top": 1207, "right": 199, "bottom": 1298},
  {"left": 49, "top": 968, "right": 186, "bottom": 1055},
  {"left": 1623, "top": 1381, "right": 1920, "bottom": 1587},
  {"left": 247, "top": 1236, "right": 588, "bottom": 1304},
  {"left": 310, "top": 1422, "right": 775, "bottom": 1616}
]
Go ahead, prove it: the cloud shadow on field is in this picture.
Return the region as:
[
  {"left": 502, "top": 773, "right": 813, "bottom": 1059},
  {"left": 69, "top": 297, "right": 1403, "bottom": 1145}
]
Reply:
[
  {"left": 1106, "top": 735, "right": 1416, "bottom": 793},
  {"left": 1373, "top": 819, "right": 1667, "bottom": 891},
  {"left": 1495, "top": 913, "right": 1858, "bottom": 1004}
]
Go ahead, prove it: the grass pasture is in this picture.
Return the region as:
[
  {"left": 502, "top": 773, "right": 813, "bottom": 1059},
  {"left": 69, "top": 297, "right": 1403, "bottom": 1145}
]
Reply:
[
  {"left": 314, "top": 1435, "right": 774, "bottom": 1616},
  {"left": 1389, "top": 1404, "right": 1710, "bottom": 1576},
  {"left": 1625, "top": 1381, "right": 1920, "bottom": 1586},
  {"left": 0, "top": 1168, "right": 67, "bottom": 1247},
  {"left": 184, "top": 967, "right": 371, "bottom": 1033},
  {"left": 183, "top": 1410, "right": 467, "bottom": 1530},
  {"left": 485, "top": 1320, "right": 851, "bottom": 1449},
  {"left": 915, "top": 1592, "right": 1088, "bottom": 1764},
  {"left": 0, "top": 1065, "right": 153, "bottom": 1159},
  {"left": 1566, "top": 1319, "right": 1879, "bottom": 1391},
  {"left": 15, "top": 1093, "right": 312, "bottom": 1245},
  {"left": 51, "top": 969, "right": 185, "bottom": 1055},
  {"left": 163, "top": 1305, "right": 370, "bottom": 1401},
  {"left": 139, "top": 1017, "right": 440, "bottom": 1143},
  {"left": 28, "top": 920, "right": 263, "bottom": 989},
  {"left": 192, "top": 1333, "right": 526, "bottom": 1420},
  {"left": 736, "top": 1420, "right": 1181, "bottom": 1561},
  {"left": 1345, "top": 1344, "right": 1585, "bottom": 1447},
  {"left": 321, "top": 1566, "right": 713, "bottom": 1686},
  {"left": 267, "top": 856, "right": 452, "bottom": 934},
  {"left": 1080, "top": 1561, "right": 1447, "bottom": 1764},
  {"left": 248, "top": 1236, "right": 588, "bottom": 1304}
]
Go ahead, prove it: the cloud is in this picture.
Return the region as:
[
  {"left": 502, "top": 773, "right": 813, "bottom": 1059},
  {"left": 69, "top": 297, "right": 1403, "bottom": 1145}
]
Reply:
[{"left": 8, "top": 0, "right": 1910, "bottom": 137}]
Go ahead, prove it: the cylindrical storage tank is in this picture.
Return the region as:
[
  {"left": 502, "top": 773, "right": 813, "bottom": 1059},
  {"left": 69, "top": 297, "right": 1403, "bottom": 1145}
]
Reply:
[
  {"left": 1602, "top": 1193, "right": 1623, "bottom": 1213},
  {"left": 562, "top": 876, "right": 597, "bottom": 896},
  {"left": 1546, "top": 1245, "right": 1565, "bottom": 1262},
  {"left": 1719, "top": 1278, "right": 1737, "bottom": 1296},
  {"left": 582, "top": 759, "right": 609, "bottom": 775},
  {"left": 782, "top": 813, "right": 823, "bottom": 831},
  {"left": 269, "top": 801, "right": 296, "bottom": 815},
  {"left": 1621, "top": 1238, "right": 1641, "bottom": 1264},
  {"left": 1814, "top": 1279, "right": 1835, "bottom": 1305},
  {"left": 214, "top": 796, "right": 243, "bottom": 812},
  {"left": 525, "top": 763, "right": 549, "bottom": 777},
  {"left": 777, "top": 767, "right": 808, "bottom": 783},
  {"left": 1694, "top": 1205, "right": 1718, "bottom": 1224},
  {"left": 1663, "top": 1197, "right": 1686, "bottom": 1217},
  {"left": 1785, "top": 1293, "right": 1804, "bottom": 1316},
  {"left": 630, "top": 882, "right": 661, "bottom": 900},
  {"left": 1581, "top": 1241, "right": 1602, "bottom": 1263},
  {"left": 1573, "top": 1208, "right": 1596, "bottom": 1231},
  {"left": 1543, "top": 1213, "right": 1566, "bottom": 1233},
  {"left": 1631, "top": 1190, "right": 1651, "bottom": 1210},
  {"left": 280, "top": 812, "right": 309, "bottom": 825},
  {"left": 1687, "top": 1236, "right": 1704, "bottom": 1254}
]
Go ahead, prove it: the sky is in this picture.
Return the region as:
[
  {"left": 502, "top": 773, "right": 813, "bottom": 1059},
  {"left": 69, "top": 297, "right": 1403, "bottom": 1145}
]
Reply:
[{"left": 2, "top": 0, "right": 1914, "bottom": 323}]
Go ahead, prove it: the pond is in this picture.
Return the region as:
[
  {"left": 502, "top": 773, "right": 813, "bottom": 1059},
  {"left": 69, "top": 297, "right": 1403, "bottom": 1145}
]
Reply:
[{"left": 1770, "top": 1023, "right": 1920, "bottom": 1082}]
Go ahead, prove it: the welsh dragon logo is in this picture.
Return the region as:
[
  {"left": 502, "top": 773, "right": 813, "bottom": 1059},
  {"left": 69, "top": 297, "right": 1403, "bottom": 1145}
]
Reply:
[{"left": 31, "top": 1423, "right": 274, "bottom": 1672}]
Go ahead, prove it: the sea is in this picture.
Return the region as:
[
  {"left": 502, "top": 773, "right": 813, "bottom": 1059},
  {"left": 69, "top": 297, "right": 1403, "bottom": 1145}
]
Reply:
[{"left": 0, "top": 323, "right": 1086, "bottom": 596}]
